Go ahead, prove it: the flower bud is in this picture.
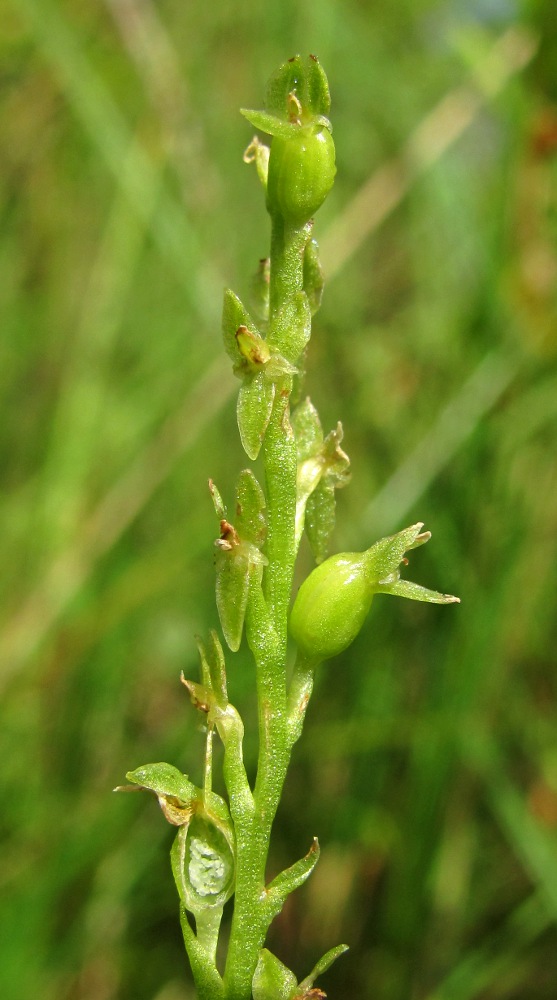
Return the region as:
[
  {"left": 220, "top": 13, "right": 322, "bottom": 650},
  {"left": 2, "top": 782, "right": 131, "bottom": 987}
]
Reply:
[
  {"left": 289, "top": 524, "right": 460, "bottom": 663},
  {"left": 266, "top": 124, "right": 336, "bottom": 226},
  {"left": 290, "top": 551, "right": 372, "bottom": 662}
]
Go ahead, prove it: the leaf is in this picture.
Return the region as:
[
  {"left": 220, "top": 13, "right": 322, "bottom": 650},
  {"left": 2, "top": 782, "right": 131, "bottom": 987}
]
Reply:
[
  {"left": 264, "top": 839, "right": 321, "bottom": 922},
  {"left": 237, "top": 372, "right": 275, "bottom": 460},
  {"left": 252, "top": 950, "right": 298, "bottom": 1000},
  {"left": 292, "top": 397, "right": 323, "bottom": 461},
  {"left": 235, "top": 469, "right": 267, "bottom": 546},
  {"left": 194, "top": 630, "right": 228, "bottom": 707},
  {"left": 305, "top": 480, "right": 336, "bottom": 564},
  {"left": 208, "top": 478, "right": 227, "bottom": 520},
  {"left": 215, "top": 546, "right": 251, "bottom": 652},
  {"left": 303, "top": 237, "right": 324, "bottom": 315},
  {"left": 222, "top": 288, "right": 260, "bottom": 365},
  {"left": 207, "top": 629, "right": 228, "bottom": 707},
  {"left": 269, "top": 292, "right": 311, "bottom": 364}
]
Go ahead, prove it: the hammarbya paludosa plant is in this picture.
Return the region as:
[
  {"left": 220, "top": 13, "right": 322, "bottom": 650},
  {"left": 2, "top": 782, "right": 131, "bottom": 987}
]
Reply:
[{"left": 116, "top": 55, "right": 459, "bottom": 1000}]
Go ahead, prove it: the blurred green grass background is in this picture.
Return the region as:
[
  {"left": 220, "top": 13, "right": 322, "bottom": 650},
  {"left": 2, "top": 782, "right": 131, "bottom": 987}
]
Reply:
[{"left": 1, "top": 1, "right": 557, "bottom": 998}]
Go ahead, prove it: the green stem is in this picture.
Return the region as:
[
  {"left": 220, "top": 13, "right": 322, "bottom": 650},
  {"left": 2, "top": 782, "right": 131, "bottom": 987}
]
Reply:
[
  {"left": 216, "top": 705, "right": 254, "bottom": 825},
  {"left": 223, "top": 216, "right": 310, "bottom": 1000},
  {"left": 262, "top": 387, "right": 297, "bottom": 634},
  {"left": 269, "top": 214, "right": 311, "bottom": 323},
  {"left": 180, "top": 905, "right": 225, "bottom": 1000},
  {"left": 195, "top": 906, "right": 224, "bottom": 967},
  {"left": 223, "top": 584, "right": 290, "bottom": 1000}
]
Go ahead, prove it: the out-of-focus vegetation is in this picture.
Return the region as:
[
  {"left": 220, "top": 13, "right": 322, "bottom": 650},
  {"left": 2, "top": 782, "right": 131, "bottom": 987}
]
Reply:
[{"left": 1, "top": 1, "right": 557, "bottom": 998}]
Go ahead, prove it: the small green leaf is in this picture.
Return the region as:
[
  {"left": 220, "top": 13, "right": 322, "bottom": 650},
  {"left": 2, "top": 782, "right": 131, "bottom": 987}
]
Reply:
[
  {"left": 292, "top": 403, "right": 350, "bottom": 558},
  {"left": 253, "top": 950, "right": 298, "bottom": 1000},
  {"left": 208, "top": 478, "right": 227, "bottom": 520},
  {"left": 264, "top": 839, "right": 321, "bottom": 923},
  {"left": 269, "top": 292, "right": 311, "bottom": 364},
  {"left": 250, "top": 256, "right": 270, "bottom": 324},
  {"left": 296, "top": 944, "right": 349, "bottom": 994},
  {"left": 237, "top": 372, "right": 275, "bottom": 460},
  {"left": 292, "top": 397, "right": 323, "bottom": 461},
  {"left": 235, "top": 469, "right": 267, "bottom": 546},
  {"left": 194, "top": 632, "right": 228, "bottom": 708},
  {"left": 305, "top": 480, "right": 336, "bottom": 564},
  {"left": 222, "top": 289, "right": 260, "bottom": 365},
  {"left": 207, "top": 629, "right": 228, "bottom": 707},
  {"left": 215, "top": 545, "right": 251, "bottom": 652},
  {"left": 303, "top": 237, "right": 324, "bottom": 315}
]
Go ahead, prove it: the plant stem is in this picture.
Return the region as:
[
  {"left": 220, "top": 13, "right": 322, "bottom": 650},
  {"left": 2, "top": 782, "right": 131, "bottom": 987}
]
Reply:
[
  {"left": 180, "top": 905, "right": 225, "bottom": 1000},
  {"left": 223, "top": 215, "right": 311, "bottom": 1000},
  {"left": 262, "top": 387, "right": 297, "bottom": 634},
  {"left": 269, "top": 215, "right": 311, "bottom": 322}
]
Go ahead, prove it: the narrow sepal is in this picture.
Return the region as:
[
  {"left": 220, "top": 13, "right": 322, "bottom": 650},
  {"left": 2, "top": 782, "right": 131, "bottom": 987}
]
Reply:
[
  {"left": 252, "top": 950, "right": 298, "bottom": 1000},
  {"left": 296, "top": 944, "right": 349, "bottom": 995},
  {"left": 364, "top": 522, "right": 430, "bottom": 581},
  {"left": 304, "top": 54, "right": 332, "bottom": 119},
  {"left": 241, "top": 108, "right": 299, "bottom": 140},
  {"left": 195, "top": 631, "right": 228, "bottom": 708},
  {"left": 237, "top": 373, "right": 275, "bottom": 460},
  {"left": 264, "top": 54, "right": 331, "bottom": 121},
  {"left": 377, "top": 578, "right": 460, "bottom": 604}
]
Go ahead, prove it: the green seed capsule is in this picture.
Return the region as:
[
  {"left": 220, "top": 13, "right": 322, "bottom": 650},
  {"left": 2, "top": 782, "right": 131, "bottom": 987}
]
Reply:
[
  {"left": 266, "top": 125, "right": 336, "bottom": 226},
  {"left": 289, "top": 551, "right": 373, "bottom": 662}
]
